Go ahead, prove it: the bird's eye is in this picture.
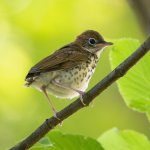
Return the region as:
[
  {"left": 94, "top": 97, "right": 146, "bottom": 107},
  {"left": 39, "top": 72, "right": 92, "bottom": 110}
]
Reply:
[{"left": 88, "top": 38, "right": 96, "bottom": 45}]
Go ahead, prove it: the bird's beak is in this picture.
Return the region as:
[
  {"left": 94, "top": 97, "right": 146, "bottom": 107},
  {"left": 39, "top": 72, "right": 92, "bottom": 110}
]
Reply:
[
  {"left": 103, "top": 41, "right": 113, "bottom": 46},
  {"left": 96, "top": 41, "right": 113, "bottom": 49}
]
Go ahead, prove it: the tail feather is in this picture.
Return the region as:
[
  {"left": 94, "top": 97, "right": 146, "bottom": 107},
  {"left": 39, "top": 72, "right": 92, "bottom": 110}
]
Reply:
[
  {"left": 24, "top": 82, "right": 31, "bottom": 87},
  {"left": 24, "top": 76, "right": 35, "bottom": 87}
]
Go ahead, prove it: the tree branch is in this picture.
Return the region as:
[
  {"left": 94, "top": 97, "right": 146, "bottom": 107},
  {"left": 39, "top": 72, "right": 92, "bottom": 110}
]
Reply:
[{"left": 10, "top": 37, "right": 150, "bottom": 150}]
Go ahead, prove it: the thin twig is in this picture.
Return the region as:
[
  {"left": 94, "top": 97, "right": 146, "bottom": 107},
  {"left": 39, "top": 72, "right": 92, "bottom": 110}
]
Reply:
[{"left": 10, "top": 36, "right": 150, "bottom": 150}]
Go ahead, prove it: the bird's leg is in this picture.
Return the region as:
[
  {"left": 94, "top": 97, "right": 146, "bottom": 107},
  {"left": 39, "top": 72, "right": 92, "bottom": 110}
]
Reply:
[
  {"left": 69, "top": 88, "right": 86, "bottom": 106},
  {"left": 41, "top": 86, "right": 60, "bottom": 120},
  {"left": 52, "top": 80, "right": 86, "bottom": 106}
]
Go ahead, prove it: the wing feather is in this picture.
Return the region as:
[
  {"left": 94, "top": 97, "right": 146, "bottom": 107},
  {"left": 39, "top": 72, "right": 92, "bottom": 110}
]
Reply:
[{"left": 25, "top": 45, "right": 89, "bottom": 80}]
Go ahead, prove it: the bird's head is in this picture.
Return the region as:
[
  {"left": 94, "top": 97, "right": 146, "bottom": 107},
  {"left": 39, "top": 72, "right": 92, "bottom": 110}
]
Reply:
[{"left": 75, "top": 30, "right": 113, "bottom": 54}]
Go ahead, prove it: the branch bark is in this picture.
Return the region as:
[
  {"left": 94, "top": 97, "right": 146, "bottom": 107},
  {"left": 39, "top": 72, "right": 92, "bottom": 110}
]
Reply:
[{"left": 10, "top": 36, "right": 150, "bottom": 150}]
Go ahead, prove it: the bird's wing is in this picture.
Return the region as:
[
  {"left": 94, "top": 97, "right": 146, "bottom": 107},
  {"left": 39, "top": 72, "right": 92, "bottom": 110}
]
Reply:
[{"left": 25, "top": 45, "right": 89, "bottom": 80}]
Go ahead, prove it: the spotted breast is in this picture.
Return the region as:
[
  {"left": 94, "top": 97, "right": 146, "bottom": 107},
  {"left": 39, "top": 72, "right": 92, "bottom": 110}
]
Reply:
[{"left": 31, "top": 53, "right": 99, "bottom": 99}]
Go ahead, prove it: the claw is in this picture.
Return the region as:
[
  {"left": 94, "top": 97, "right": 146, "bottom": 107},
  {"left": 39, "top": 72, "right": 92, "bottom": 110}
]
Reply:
[
  {"left": 53, "top": 112, "right": 63, "bottom": 125},
  {"left": 77, "top": 91, "right": 86, "bottom": 106},
  {"left": 73, "top": 89, "right": 86, "bottom": 105},
  {"left": 80, "top": 94, "right": 86, "bottom": 106},
  {"left": 53, "top": 111, "right": 60, "bottom": 120}
]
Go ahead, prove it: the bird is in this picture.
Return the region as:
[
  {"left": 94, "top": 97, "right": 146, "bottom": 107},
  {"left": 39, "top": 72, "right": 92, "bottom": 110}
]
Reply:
[{"left": 25, "top": 30, "right": 113, "bottom": 118}]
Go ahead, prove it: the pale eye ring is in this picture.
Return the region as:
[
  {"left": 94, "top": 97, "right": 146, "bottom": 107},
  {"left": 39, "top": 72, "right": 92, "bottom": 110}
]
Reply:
[{"left": 88, "top": 38, "right": 96, "bottom": 45}]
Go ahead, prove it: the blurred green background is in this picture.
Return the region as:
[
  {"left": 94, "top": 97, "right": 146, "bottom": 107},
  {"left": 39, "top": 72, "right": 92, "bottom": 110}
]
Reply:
[{"left": 0, "top": 0, "right": 149, "bottom": 149}]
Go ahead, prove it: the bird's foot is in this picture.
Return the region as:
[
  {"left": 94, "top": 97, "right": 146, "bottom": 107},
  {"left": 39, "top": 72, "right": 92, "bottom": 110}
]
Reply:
[
  {"left": 53, "top": 111, "right": 63, "bottom": 126},
  {"left": 77, "top": 91, "right": 86, "bottom": 106}
]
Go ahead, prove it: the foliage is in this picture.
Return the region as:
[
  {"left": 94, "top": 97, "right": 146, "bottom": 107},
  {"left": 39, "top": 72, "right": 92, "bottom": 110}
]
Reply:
[
  {"left": 32, "top": 128, "right": 150, "bottom": 150},
  {"left": 99, "top": 128, "right": 150, "bottom": 150},
  {"left": 110, "top": 39, "right": 150, "bottom": 120},
  {"left": 31, "top": 131, "right": 104, "bottom": 150}
]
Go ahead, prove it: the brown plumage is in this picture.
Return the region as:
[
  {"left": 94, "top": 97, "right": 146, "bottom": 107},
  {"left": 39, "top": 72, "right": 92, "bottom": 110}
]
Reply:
[
  {"left": 25, "top": 30, "right": 113, "bottom": 118},
  {"left": 25, "top": 44, "right": 90, "bottom": 80}
]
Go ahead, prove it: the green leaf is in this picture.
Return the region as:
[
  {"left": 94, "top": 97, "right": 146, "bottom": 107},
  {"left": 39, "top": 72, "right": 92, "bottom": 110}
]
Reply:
[
  {"left": 109, "top": 38, "right": 150, "bottom": 120},
  {"left": 31, "top": 131, "right": 104, "bottom": 150},
  {"left": 98, "top": 128, "right": 150, "bottom": 150}
]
